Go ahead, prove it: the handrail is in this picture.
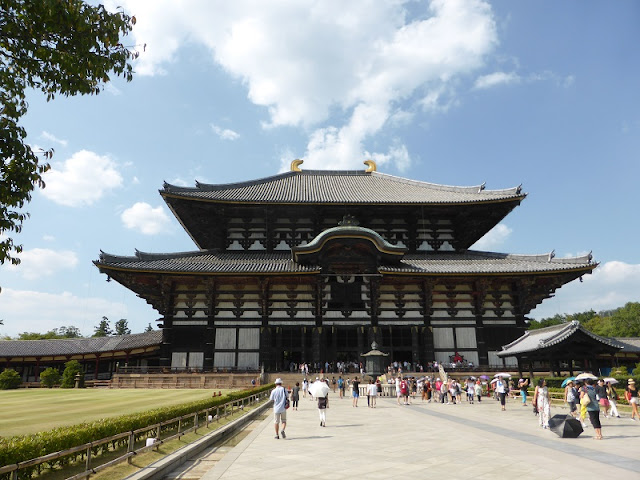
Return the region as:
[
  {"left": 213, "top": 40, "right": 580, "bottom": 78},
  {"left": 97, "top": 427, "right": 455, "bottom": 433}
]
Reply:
[{"left": 0, "top": 391, "right": 269, "bottom": 480}]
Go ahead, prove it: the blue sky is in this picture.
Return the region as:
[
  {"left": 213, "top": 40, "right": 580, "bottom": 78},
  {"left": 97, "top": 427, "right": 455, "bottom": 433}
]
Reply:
[{"left": 1, "top": 0, "right": 639, "bottom": 337}]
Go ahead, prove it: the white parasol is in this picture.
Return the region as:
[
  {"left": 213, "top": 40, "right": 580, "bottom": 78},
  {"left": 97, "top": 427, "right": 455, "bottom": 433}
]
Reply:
[
  {"left": 575, "top": 373, "right": 598, "bottom": 381},
  {"left": 493, "top": 373, "right": 512, "bottom": 378},
  {"left": 309, "top": 380, "right": 330, "bottom": 398},
  {"left": 602, "top": 377, "right": 618, "bottom": 384}
]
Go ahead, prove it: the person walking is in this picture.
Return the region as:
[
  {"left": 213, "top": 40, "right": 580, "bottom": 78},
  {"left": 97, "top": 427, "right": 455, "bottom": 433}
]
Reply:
[
  {"left": 495, "top": 376, "right": 508, "bottom": 411},
  {"left": 626, "top": 379, "right": 639, "bottom": 421},
  {"left": 367, "top": 379, "right": 378, "bottom": 408},
  {"left": 269, "top": 378, "right": 288, "bottom": 439},
  {"left": 595, "top": 379, "right": 610, "bottom": 418},
  {"left": 564, "top": 380, "right": 578, "bottom": 418},
  {"left": 606, "top": 381, "right": 620, "bottom": 418},
  {"left": 302, "top": 378, "right": 309, "bottom": 398},
  {"left": 582, "top": 378, "right": 603, "bottom": 439},
  {"left": 518, "top": 378, "right": 529, "bottom": 407},
  {"left": 533, "top": 379, "right": 550, "bottom": 429},
  {"left": 291, "top": 382, "right": 300, "bottom": 410},
  {"left": 351, "top": 376, "right": 360, "bottom": 407},
  {"left": 337, "top": 376, "right": 345, "bottom": 399},
  {"left": 475, "top": 379, "right": 482, "bottom": 402},
  {"left": 317, "top": 388, "right": 329, "bottom": 426}
]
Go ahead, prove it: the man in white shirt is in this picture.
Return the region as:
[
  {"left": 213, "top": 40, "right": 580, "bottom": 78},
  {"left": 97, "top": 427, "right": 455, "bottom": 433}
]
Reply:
[{"left": 269, "top": 378, "right": 288, "bottom": 439}]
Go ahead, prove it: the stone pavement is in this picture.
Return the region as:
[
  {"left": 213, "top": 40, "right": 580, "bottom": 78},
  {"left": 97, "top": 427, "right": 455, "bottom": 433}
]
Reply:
[{"left": 201, "top": 392, "right": 640, "bottom": 480}]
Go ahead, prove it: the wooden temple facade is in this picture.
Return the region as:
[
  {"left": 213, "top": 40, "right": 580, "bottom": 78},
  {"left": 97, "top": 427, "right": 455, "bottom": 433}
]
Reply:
[{"left": 95, "top": 161, "right": 597, "bottom": 371}]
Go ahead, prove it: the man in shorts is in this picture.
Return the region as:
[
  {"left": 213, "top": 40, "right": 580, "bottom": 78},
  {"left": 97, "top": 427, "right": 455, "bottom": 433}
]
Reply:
[
  {"left": 270, "top": 378, "right": 288, "bottom": 439},
  {"left": 352, "top": 376, "right": 360, "bottom": 407}
]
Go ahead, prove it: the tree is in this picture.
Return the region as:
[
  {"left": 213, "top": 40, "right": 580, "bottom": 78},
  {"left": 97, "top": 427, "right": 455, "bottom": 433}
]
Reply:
[
  {"left": 114, "top": 318, "right": 130, "bottom": 336},
  {"left": 61, "top": 359, "right": 84, "bottom": 388},
  {"left": 527, "top": 314, "right": 566, "bottom": 330},
  {"left": 0, "top": 368, "right": 22, "bottom": 389},
  {"left": 93, "top": 316, "right": 112, "bottom": 337},
  {"left": 144, "top": 323, "right": 154, "bottom": 332},
  {"left": 16, "top": 325, "right": 83, "bottom": 339},
  {"left": 39, "top": 367, "right": 61, "bottom": 388},
  {"left": 1, "top": 0, "right": 138, "bottom": 265}
]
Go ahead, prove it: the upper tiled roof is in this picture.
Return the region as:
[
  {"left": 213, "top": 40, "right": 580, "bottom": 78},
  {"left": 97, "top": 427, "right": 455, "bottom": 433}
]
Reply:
[
  {"left": 161, "top": 170, "right": 525, "bottom": 205},
  {"left": 96, "top": 250, "right": 594, "bottom": 276},
  {"left": 498, "top": 321, "right": 620, "bottom": 357},
  {"left": 0, "top": 331, "right": 162, "bottom": 358}
]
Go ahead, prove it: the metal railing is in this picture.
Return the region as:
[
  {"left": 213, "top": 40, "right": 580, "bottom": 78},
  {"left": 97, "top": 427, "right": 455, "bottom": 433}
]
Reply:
[{"left": 0, "top": 391, "right": 269, "bottom": 480}]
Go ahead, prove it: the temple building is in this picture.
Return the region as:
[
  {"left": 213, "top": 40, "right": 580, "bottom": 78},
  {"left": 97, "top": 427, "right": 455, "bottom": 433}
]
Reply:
[{"left": 94, "top": 160, "right": 596, "bottom": 372}]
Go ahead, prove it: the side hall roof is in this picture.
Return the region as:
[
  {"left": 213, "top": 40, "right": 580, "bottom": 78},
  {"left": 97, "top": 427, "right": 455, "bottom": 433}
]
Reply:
[
  {"left": 0, "top": 331, "right": 162, "bottom": 358},
  {"left": 161, "top": 170, "right": 525, "bottom": 205},
  {"left": 95, "top": 250, "right": 595, "bottom": 276},
  {"left": 497, "top": 321, "right": 620, "bottom": 357}
]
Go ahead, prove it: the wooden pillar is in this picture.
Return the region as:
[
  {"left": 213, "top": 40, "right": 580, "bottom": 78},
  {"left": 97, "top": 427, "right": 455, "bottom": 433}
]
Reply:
[
  {"left": 94, "top": 355, "right": 100, "bottom": 380},
  {"left": 35, "top": 357, "right": 41, "bottom": 381},
  {"left": 528, "top": 359, "right": 534, "bottom": 382},
  {"left": 516, "top": 357, "right": 523, "bottom": 379}
]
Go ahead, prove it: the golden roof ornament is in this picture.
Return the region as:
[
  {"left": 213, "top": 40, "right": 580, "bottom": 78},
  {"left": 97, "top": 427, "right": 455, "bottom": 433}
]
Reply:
[
  {"left": 290, "top": 159, "right": 304, "bottom": 172},
  {"left": 364, "top": 159, "right": 377, "bottom": 172}
]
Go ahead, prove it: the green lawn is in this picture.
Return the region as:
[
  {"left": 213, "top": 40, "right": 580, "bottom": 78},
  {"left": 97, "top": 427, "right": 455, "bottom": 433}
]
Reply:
[{"left": 0, "top": 389, "right": 226, "bottom": 437}]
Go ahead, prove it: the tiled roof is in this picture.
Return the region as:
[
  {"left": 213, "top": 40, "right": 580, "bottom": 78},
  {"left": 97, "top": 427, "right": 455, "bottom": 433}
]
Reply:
[
  {"left": 96, "top": 250, "right": 594, "bottom": 276},
  {"left": 384, "top": 251, "right": 595, "bottom": 274},
  {"left": 498, "top": 321, "right": 620, "bottom": 357},
  {"left": 611, "top": 337, "right": 640, "bottom": 353},
  {"left": 161, "top": 170, "right": 525, "bottom": 205},
  {"left": 0, "top": 331, "right": 162, "bottom": 358},
  {"left": 96, "top": 251, "right": 320, "bottom": 274}
]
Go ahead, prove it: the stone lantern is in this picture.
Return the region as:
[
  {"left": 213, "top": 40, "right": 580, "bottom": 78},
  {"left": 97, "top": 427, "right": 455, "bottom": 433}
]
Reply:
[{"left": 361, "top": 341, "right": 389, "bottom": 379}]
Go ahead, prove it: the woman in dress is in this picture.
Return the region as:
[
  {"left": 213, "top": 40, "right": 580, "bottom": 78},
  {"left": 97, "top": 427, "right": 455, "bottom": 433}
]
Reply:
[
  {"left": 317, "top": 389, "right": 329, "bottom": 426},
  {"left": 626, "top": 379, "right": 639, "bottom": 421},
  {"left": 291, "top": 382, "right": 300, "bottom": 410},
  {"left": 533, "top": 379, "right": 550, "bottom": 428}
]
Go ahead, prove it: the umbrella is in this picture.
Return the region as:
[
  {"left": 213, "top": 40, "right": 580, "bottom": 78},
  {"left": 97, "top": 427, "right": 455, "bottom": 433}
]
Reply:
[
  {"left": 490, "top": 378, "right": 499, "bottom": 384},
  {"left": 494, "top": 373, "right": 512, "bottom": 378},
  {"left": 603, "top": 377, "right": 618, "bottom": 384},
  {"left": 548, "top": 414, "right": 583, "bottom": 438},
  {"left": 575, "top": 373, "right": 597, "bottom": 381},
  {"left": 561, "top": 377, "right": 576, "bottom": 388},
  {"left": 308, "top": 380, "right": 330, "bottom": 398},
  {"left": 479, "top": 375, "right": 490, "bottom": 380}
]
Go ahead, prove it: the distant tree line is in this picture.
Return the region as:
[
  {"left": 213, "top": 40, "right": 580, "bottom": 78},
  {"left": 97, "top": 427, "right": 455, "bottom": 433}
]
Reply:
[
  {"left": 528, "top": 302, "right": 640, "bottom": 337},
  {"left": 2, "top": 318, "right": 155, "bottom": 340}
]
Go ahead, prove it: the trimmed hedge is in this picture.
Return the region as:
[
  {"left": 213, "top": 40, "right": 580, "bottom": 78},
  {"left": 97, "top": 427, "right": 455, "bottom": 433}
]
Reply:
[{"left": 0, "top": 384, "right": 272, "bottom": 469}]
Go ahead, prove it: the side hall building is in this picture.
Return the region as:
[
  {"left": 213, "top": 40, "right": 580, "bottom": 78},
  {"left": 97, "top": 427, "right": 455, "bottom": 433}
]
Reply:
[{"left": 95, "top": 161, "right": 596, "bottom": 372}]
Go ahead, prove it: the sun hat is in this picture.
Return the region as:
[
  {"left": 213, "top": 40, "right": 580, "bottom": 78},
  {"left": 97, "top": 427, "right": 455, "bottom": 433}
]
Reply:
[
  {"left": 629, "top": 379, "right": 636, "bottom": 385},
  {"left": 275, "top": 378, "right": 283, "bottom": 384}
]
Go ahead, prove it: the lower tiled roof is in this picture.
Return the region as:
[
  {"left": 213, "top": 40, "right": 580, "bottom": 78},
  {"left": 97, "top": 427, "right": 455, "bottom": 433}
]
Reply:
[
  {"left": 498, "top": 321, "right": 620, "bottom": 357},
  {"left": 0, "top": 331, "right": 162, "bottom": 358},
  {"left": 95, "top": 250, "right": 594, "bottom": 276}
]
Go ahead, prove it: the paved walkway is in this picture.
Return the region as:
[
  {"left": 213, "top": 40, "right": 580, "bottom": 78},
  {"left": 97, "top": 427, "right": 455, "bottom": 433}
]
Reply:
[{"left": 202, "top": 393, "right": 640, "bottom": 480}]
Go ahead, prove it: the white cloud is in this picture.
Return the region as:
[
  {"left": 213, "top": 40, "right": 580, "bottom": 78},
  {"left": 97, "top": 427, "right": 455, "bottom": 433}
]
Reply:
[
  {"left": 111, "top": 0, "right": 498, "bottom": 170},
  {"left": 530, "top": 261, "right": 640, "bottom": 319},
  {"left": 40, "top": 131, "right": 68, "bottom": 147},
  {"left": 42, "top": 235, "right": 56, "bottom": 242},
  {"left": 121, "top": 202, "right": 171, "bottom": 235},
  {"left": 471, "top": 223, "right": 512, "bottom": 250},
  {"left": 0, "top": 288, "right": 126, "bottom": 337},
  {"left": 41, "top": 150, "right": 123, "bottom": 207},
  {"left": 6, "top": 248, "right": 78, "bottom": 280},
  {"left": 473, "top": 71, "right": 520, "bottom": 90},
  {"left": 210, "top": 123, "right": 240, "bottom": 140}
]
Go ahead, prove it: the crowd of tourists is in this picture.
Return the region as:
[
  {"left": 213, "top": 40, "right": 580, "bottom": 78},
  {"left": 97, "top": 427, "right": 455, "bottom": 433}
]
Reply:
[{"left": 270, "top": 370, "right": 639, "bottom": 441}]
